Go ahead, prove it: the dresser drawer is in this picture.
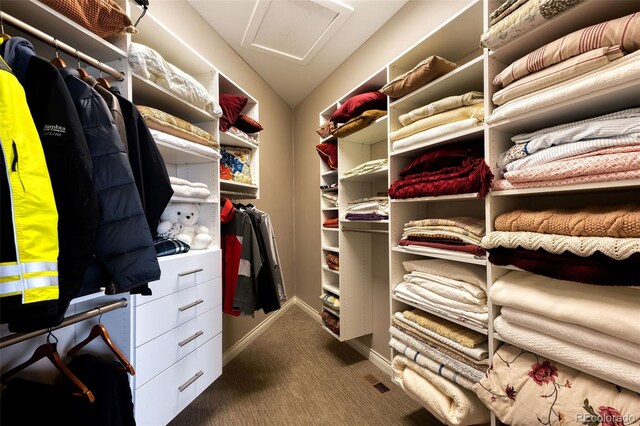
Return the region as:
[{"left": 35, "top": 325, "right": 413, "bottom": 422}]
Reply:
[
  {"left": 135, "top": 306, "right": 222, "bottom": 388},
  {"left": 135, "top": 334, "right": 222, "bottom": 426},
  {"left": 135, "top": 249, "right": 221, "bottom": 306},
  {"left": 135, "top": 278, "right": 221, "bottom": 346}
]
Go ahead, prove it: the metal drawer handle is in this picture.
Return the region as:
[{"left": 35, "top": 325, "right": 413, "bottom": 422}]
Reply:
[
  {"left": 178, "top": 330, "right": 204, "bottom": 347},
  {"left": 178, "top": 299, "right": 204, "bottom": 312},
  {"left": 178, "top": 268, "right": 203, "bottom": 277},
  {"left": 178, "top": 370, "right": 204, "bottom": 392}
]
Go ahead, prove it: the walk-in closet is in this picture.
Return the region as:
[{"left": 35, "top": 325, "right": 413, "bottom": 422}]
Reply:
[{"left": 1, "top": 0, "right": 638, "bottom": 425}]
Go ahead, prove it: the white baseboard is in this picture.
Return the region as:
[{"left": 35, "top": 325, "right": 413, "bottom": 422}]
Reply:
[
  {"left": 222, "top": 298, "right": 295, "bottom": 366},
  {"left": 346, "top": 339, "right": 392, "bottom": 377},
  {"left": 293, "top": 297, "right": 392, "bottom": 376}
]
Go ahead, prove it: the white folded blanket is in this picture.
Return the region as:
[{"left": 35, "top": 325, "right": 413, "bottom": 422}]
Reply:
[
  {"left": 393, "top": 118, "right": 480, "bottom": 152},
  {"left": 398, "top": 282, "right": 487, "bottom": 314},
  {"left": 150, "top": 129, "right": 220, "bottom": 159},
  {"left": 404, "top": 273, "right": 486, "bottom": 305},
  {"left": 392, "top": 355, "right": 490, "bottom": 426},
  {"left": 501, "top": 307, "right": 640, "bottom": 365},
  {"left": 169, "top": 176, "right": 211, "bottom": 199},
  {"left": 490, "top": 271, "right": 640, "bottom": 344},
  {"left": 494, "top": 316, "right": 640, "bottom": 392}
]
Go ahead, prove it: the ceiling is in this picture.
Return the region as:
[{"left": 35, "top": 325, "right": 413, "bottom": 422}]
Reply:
[{"left": 187, "top": 0, "right": 408, "bottom": 107}]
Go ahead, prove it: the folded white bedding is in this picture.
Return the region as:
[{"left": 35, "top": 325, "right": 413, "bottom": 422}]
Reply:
[
  {"left": 392, "top": 118, "right": 480, "bottom": 152},
  {"left": 150, "top": 129, "right": 220, "bottom": 159},
  {"left": 171, "top": 184, "right": 211, "bottom": 199},
  {"left": 404, "top": 274, "right": 486, "bottom": 306},
  {"left": 407, "top": 271, "right": 486, "bottom": 300}
]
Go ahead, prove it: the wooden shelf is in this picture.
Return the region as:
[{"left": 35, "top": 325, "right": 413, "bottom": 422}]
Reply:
[
  {"left": 492, "top": 180, "right": 640, "bottom": 197},
  {"left": 320, "top": 135, "right": 337, "bottom": 143},
  {"left": 170, "top": 196, "right": 218, "bottom": 204},
  {"left": 220, "top": 180, "right": 258, "bottom": 190},
  {"left": 390, "top": 56, "right": 484, "bottom": 112},
  {"left": 322, "top": 266, "right": 339, "bottom": 275},
  {"left": 322, "top": 207, "right": 339, "bottom": 212},
  {"left": 392, "top": 246, "right": 486, "bottom": 266},
  {"left": 340, "top": 167, "right": 388, "bottom": 183},
  {"left": 340, "top": 117, "right": 388, "bottom": 145},
  {"left": 390, "top": 126, "right": 484, "bottom": 157},
  {"left": 322, "top": 246, "right": 340, "bottom": 253},
  {"left": 3, "top": 0, "right": 127, "bottom": 62},
  {"left": 390, "top": 193, "right": 480, "bottom": 203},
  {"left": 320, "top": 187, "right": 338, "bottom": 193},
  {"left": 322, "top": 305, "right": 340, "bottom": 318},
  {"left": 132, "top": 73, "right": 216, "bottom": 124},
  {"left": 321, "top": 170, "right": 339, "bottom": 178},
  {"left": 392, "top": 295, "right": 488, "bottom": 335},
  {"left": 322, "top": 283, "right": 340, "bottom": 295},
  {"left": 323, "top": 228, "right": 339, "bottom": 232},
  {"left": 220, "top": 131, "right": 258, "bottom": 149},
  {"left": 340, "top": 219, "right": 389, "bottom": 224}
]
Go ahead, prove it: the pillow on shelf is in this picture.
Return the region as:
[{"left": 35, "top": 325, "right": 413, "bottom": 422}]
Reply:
[
  {"left": 233, "top": 114, "right": 263, "bottom": 133},
  {"left": 380, "top": 56, "right": 458, "bottom": 98},
  {"left": 316, "top": 121, "right": 336, "bottom": 138},
  {"left": 39, "top": 0, "right": 137, "bottom": 39},
  {"left": 330, "top": 91, "right": 387, "bottom": 124},
  {"left": 316, "top": 141, "right": 338, "bottom": 170},
  {"left": 220, "top": 146, "right": 253, "bottom": 184},
  {"left": 332, "top": 110, "right": 387, "bottom": 139},
  {"left": 138, "top": 106, "right": 218, "bottom": 148},
  {"left": 219, "top": 94, "right": 248, "bottom": 132},
  {"left": 320, "top": 293, "right": 340, "bottom": 311}
]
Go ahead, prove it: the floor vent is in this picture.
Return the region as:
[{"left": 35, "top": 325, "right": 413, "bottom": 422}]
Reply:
[{"left": 363, "top": 374, "right": 390, "bottom": 394}]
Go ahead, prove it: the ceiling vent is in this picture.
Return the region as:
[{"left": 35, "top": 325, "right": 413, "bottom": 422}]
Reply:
[{"left": 241, "top": 0, "right": 353, "bottom": 65}]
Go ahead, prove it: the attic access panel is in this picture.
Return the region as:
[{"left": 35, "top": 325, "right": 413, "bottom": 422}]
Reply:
[{"left": 241, "top": 0, "right": 353, "bottom": 65}]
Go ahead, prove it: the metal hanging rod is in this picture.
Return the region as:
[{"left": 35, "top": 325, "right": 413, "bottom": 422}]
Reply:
[
  {"left": 0, "top": 11, "right": 125, "bottom": 81},
  {"left": 0, "top": 298, "right": 128, "bottom": 349},
  {"left": 342, "top": 228, "right": 389, "bottom": 235},
  {"left": 220, "top": 190, "right": 257, "bottom": 199}
]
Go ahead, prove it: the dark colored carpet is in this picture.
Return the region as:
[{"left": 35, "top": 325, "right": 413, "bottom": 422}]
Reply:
[{"left": 169, "top": 305, "right": 443, "bottom": 425}]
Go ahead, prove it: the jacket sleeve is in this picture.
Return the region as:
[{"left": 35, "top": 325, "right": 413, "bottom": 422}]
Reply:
[{"left": 232, "top": 212, "right": 262, "bottom": 315}]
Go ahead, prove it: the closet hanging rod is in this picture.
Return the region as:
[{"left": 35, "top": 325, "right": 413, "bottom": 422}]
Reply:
[
  {"left": 342, "top": 228, "right": 389, "bottom": 235},
  {"left": 220, "top": 190, "right": 257, "bottom": 199},
  {"left": 0, "top": 11, "right": 125, "bottom": 81},
  {"left": 0, "top": 298, "right": 128, "bottom": 349}
]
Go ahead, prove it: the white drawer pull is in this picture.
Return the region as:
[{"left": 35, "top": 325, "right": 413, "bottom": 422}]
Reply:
[
  {"left": 178, "top": 268, "right": 203, "bottom": 277},
  {"left": 178, "top": 330, "right": 204, "bottom": 347},
  {"left": 178, "top": 370, "right": 204, "bottom": 392},
  {"left": 178, "top": 299, "right": 204, "bottom": 312}
]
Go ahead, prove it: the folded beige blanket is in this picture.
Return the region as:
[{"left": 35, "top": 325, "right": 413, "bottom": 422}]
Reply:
[
  {"left": 399, "top": 92, "right": 483, "bottom": 126},
  {"left": 393, "top": 355, "right": 490, "bottom": 426},
  {"left": 403, "top": 309, "right": 486, "bottom": 349},
  {"left": 391, "top": 104, "right": 484, "bottom": 142},
  {"left": 495, "top": 205, "right": 640, "bottom": 237}
]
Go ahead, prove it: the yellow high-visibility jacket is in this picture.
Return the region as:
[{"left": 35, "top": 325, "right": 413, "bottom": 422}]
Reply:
[{"left": 0, "top": 56, "right": 59, "bottom": 303}]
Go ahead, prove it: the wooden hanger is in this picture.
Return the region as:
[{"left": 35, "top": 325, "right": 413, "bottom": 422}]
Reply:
[
  {"left": 75, "top": 49, "right": 89, "bottom": 79},
  {"left": 0, "top": 333, "right": 95, "bottom": 402},
  {"left": 96, "top": 66, "right": 110, "bottom": 89},
  {"left": 67, "top": 317, "right": 135, "bottom": 375},
  {"left": 50, "top": 40, "right": 66, "bottom": 68},
  {"left": 1, "top": 15, "right": 11, "bottom": 41}
]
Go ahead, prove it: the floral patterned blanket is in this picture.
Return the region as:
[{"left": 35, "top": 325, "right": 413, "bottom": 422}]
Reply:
[{"left": 475, "top": 344, "right": 640, "bottom": 426}]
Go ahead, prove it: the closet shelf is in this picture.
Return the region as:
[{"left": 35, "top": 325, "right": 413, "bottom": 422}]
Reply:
[
  {"left": 487, "top": 79, "right": 640, "bottom": 133},
  {"left": 340, "top": 167, "right": 388, "bottom": 183},
  {"left": 321, "top": 324, "right": 341, "bottom": 340},
  {"left": 322, "top": 283, "right": 340, "bottom": 296},
  {"left": 391, "top": 295, "right": 488, "bottom": 336},
  {"left": 220, "top": 132, "right": 258, "bottom": 150},
  {"left": 491, "top": 180, "right": 640, "bottom": 197},
  {"left": 321, "top": 246, "right": 340, "bottom": 253},
  {"left": 322, "top": 305, "right": 340, "bottom": 318},
  {"left": 339, "top": 117, "right": 388, "bottom": 145},
  {"left": 322, "top": 266, "right": 339, "bottom": 275},
  {"left": 340, "top": 219, "right": 389, "bottom": 224},
  {"left": 321, "top": 170, "right": 338, "bottom": 178},
  {"left": 155, "top": 140, "right": 220, "bottom": 165},
  {"left": 390, "top": 126, "right": 484, "bottom": 158},
  {"left": 320, "top": 134, "right": 337, "bottom": 143},
  {"left": 389, "top": 56, "right": 484, "bottom": 112},
  {"left": 220, "top": 180, "right": 258, "bottom": 190},
  {"left": 320, "top": 187, "right": 338, "bottom": 193},
  {"left": 170, "top": 196, "right": 219, "bottom": 204},
  {"left": 323, "top": 228, "right": 339, "bottom": 232},
  {"left": 132, "top": 73, "right": 216, "bottom": 124},
  {"left": 488, "top": 0, "right": 640, "bottom": 64},
  {"left": 322, "top": 207, "right": 339, "bottom": 211},
  {"left": 390, "top": 193, "right": 479, "bottom": 203},
  {"left": 392, "top": 246, "right": 487, "bottom": 266},
  {"left": 2, "top": 0, "right": 127, "bottom": 62}
]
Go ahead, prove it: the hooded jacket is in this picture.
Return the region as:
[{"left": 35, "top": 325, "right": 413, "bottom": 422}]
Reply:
[
  {"left": 59, "top": 68, "right": 160, "bottom": 293},
  {"left": 0, "top": 38, "right": 99, "bottom": 330}
]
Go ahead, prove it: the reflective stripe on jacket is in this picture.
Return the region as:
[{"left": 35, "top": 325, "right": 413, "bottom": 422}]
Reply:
[{"left": 0, "top": 57, "right": 59, "bottom": 303}]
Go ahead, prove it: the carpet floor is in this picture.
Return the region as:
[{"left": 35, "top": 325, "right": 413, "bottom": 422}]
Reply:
[{"left": 169, "top": 305, "right": 444, "bottom": 426}]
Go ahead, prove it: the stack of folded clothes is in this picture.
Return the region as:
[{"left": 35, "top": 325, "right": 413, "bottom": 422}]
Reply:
[
  {"left": 389, "top": 143, "right": 493, "bottom": 199},
  {"left": 480, "top": 0, "right": 584, "bottom": 50},
  {"left": 493, "top": 108, "right": 640, "bottom": 191},
  {"left": 344, "top": 196, "right": 388, "bottom": 221},
  {"left": 325, "top": 253, "right": 339, "bottom": 271},
  {"left": 322, "top": 218, "right": 339, "bottom": 228},
  {"left": 321, "top": 191, "right": 338, "bottom": 208},
  {"left": 391, "top": 92, "right": 484, "bottom": 152},
  {"left": 487, "top": 13, "right": 640, "bottom": 124},
  {"left": 398, "top": 217, "right": 486, "bottom": 258},
  {"left": 170, "top": 177, "right": 211, "bottom": 199},
  {"left": 320, "top": 292, "right": 340, "bottom": 311},
  {"left": 476, "top": 344, "right": 640, "bottom": 425},
  {"left": 392, "top": 259, "right": 488, "bottom": 329},
  {"left": 482, "top": 205, "right": 640, "bottom": 285},
  {"left": 341, "top": 158, "right": 388, "bottom": 179},
  {"left": 390, "top": 308, "right": 490, "bottom": 425},
  {"left": 489, "top": 271, "right": 640, "bottom": 392}
]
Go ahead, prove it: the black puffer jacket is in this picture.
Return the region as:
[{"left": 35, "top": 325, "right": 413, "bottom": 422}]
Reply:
[{"left": 59, "top": 68, "right": 160, "bottom": 292}]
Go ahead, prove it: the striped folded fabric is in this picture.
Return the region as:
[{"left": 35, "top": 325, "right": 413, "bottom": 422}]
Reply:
[{"left": 154, "top": 238, "right": 190, "bottom": 257}]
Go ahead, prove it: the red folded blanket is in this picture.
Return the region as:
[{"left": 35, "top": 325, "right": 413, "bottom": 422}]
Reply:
[
  {"left": 487, "top": 247, "right": 640, "bottom": 286},
  {"left": 323, "top": 218, "right": 339, "bottom": 228},
  {"left": 389, "top": 144, "right": 493, "bottom": 199}
]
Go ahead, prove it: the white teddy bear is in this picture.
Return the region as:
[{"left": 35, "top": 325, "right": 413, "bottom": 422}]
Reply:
[{"left": 157, "top": 203, "right": 213, "bottom": 250}]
